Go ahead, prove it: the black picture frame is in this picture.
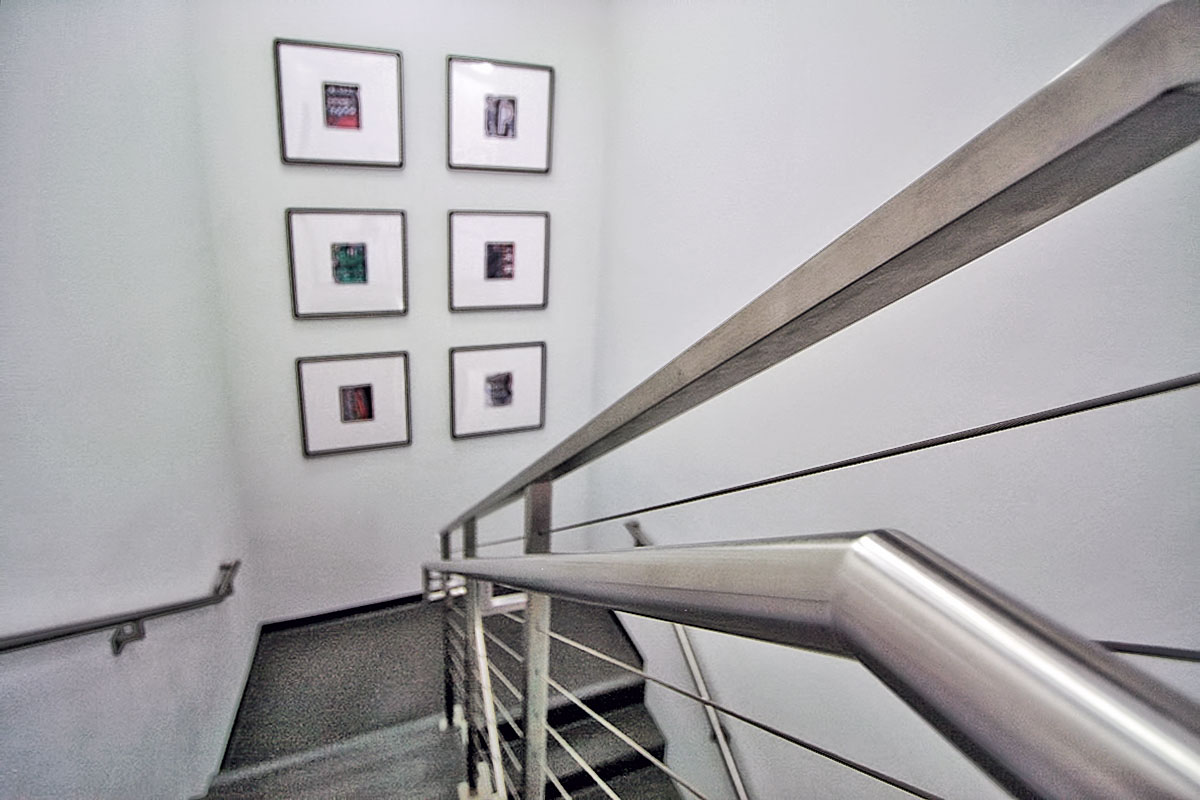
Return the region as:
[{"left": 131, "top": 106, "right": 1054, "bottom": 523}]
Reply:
[
  {"left": 296, "top": 351, "right": 413, "bottom": 457},
  {"left": 448, "top": 210, "right": 550, "bottom": 312},
  {"left": 286, "top": 208, "right": 409, "bottom": 319},
  {"left": 449, "top": 342, "right": 547, "bottom": 439},
  {"left": 274, "top": 38, "right": 404, "bottom": 168},
  {"left": 446, "top": 55, "right": 554, "bottom": 174}
]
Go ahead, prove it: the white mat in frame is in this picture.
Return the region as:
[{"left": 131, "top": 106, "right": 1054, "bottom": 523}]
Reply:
[
  {"left": 450, "top": 342, "right": 546, "bottom": 439},
  {"left": 296, "top": 352, "right": 412, "bottom": 456},
  {"left": 449, "top": 211, "right": 548, "bottom": 311}
]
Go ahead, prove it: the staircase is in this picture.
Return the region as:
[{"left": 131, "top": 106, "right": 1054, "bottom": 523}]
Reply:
[{"left": 201, "top": 595, "right": 680, "bottom": 799}]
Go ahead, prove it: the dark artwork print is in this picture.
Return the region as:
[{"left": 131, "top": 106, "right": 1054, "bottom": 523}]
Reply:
[
  {"left": 339, "top": 384, "right": 374, "bottom": 422},
  {"left": 485, "top": 372, "right": 513, "bottom": 407},
  {"left": 332, "top": 243, "right": 367, "bottom": 284},
  {"left": 324, "top": 83, "right": 361, "bottom": 129},
  {"left": 485, "top": 242, "right": 515, "bottom": 279},
  {"left": 484, "top": 94, "right": 516, "bottom": 138}
]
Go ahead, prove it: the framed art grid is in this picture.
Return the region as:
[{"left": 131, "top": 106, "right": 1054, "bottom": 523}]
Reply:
[
  {"left": 447, "top": 56, "right": 554, "bottom": 173},
  {"left": 296, "top": 351, "right": 412, "bottom": 456},
  {"left": 449, "top": 211, "right": 549, "bottom": 311},
  {"left": 286, "top": 208, "right": 408, "bottom": 318},
  {"left": 274, "top": 39, "right": 404, "bottom": 168},
  {"left": 449, "top": 342, "right": 546, "bottom": 439}
]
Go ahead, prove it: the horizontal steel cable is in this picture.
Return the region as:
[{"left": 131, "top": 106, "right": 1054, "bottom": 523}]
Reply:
[
  {"left": 483, "top": 658, "right": 574, "bottom": 800},
  {"left": 1099, "top": 640, "right": 1200, "bottom": 662},
  {"left": 547, "top": 723, "right": 622, "bottom": 800},
  {"left": 482, "top": 625, "right": 526, "bottom": 664},
  {"left": 546, "top": 767, "right": 573, "bottom": 800},
  {"left": 459, "top": 534, "right": 526, "bottom": 553},
  {"left": 545, "top": 371, "right": 1200, "bottom": 535},
  {"left": 499, "top": 612, "right": 943, "bottom": 800},
  {"left": 547, "top": 674, "right": 713, "bottom": 800}
]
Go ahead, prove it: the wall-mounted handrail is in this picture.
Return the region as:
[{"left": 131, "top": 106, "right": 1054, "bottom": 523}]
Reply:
[
  {"left": 427, "top": 532, "right": 1200, "bottom": 799},
  {"left": 441, "top": 0, "right": 1200, "bottom": 535},
  {"left": 0, "top": 561, "right": 241, "bottom": 656}
]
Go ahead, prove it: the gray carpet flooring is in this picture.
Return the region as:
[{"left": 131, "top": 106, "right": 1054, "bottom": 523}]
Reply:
[{"left": 205, "top": 715, "right": 462, "bottom": 799}]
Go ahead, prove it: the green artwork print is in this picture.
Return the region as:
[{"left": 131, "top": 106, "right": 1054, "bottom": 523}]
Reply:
[{"left": 332, "top": 242, "right": 367, "bottom": 284}]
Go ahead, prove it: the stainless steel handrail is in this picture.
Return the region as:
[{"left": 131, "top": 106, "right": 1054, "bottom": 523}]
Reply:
[
  {"left": 442, "top": 0, "right": 1200, "bottom": 535},
  {"left": 625, "top": 521, "right": 751, "bottom": 800},
  {"left": 0, "top": 561, "right": 241, "bottom": 655},
  {"left": 426, "top": 532, "right": 1200, "bottom": 799}
]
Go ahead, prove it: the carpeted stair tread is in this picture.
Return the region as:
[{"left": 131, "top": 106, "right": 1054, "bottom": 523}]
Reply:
[
  {"left": 204, "top": 715, "right": 462, "bottom": 799},
  {"left": 574, "top": 765, "right": 685, "bottom": 799},
  {"left": 221, "top": 598, "right": 442, "bottom": 770}
]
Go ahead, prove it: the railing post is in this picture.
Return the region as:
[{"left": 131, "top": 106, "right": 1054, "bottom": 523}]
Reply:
[
  {"left": 522, "top": 482, "right": 552, "bottom": 800},
  {"left": 440, "top": 530, "right": 455, "bottom": 729},
  {"left": 467, "top": 576, "right": 508, "bottom": 800},
  {"left": 461, "top": 520, "right": 480, "bottom": 795}
]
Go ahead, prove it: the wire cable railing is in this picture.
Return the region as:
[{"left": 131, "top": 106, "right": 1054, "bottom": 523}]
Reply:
[
  {"left": 499, "top": 609, "right": 944, "bottom": 800},
  {"left": 544, "top": 371, "right": 1200, "bottom": 536},
  {"left": 428, "top": 4, "right": 1200, "bottom": 798}
]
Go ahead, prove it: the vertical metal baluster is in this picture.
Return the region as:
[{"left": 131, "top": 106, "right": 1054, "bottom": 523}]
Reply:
[
  {"left": 522, "top": 482, "right": 552, "bottom": 800},
  {"left": 440, "top": 530, "right": 455, "bottom": 730},
  {"left": 463, "top": 519, "right": 479, "bottom": 795},
  {"left": 469, "top": 577, "right": 508, "bottom": 800}
]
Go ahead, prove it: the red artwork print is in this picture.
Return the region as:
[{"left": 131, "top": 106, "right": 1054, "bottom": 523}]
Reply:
[{"left": 324, "top": 83, "right": 361, "bottom": 129}]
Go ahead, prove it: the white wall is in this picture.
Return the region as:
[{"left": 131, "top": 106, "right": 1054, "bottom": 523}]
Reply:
[
  {"left": 186, "top": 0, "right": 608, "bottom": 622},
  {"left": 1, "top": 0, "right": 608, "bottom": 796},
  {"left": 585, "top": 1, "right": 1200, "bottom": 798},
  {"left": 4, "top": 1, "right": 1197, "bottom": 798},
  {"left": 0, "top": 2, "right": 252, "bottom": 797}
]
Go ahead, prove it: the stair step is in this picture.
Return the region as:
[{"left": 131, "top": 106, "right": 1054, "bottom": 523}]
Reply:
[
  {"left": 573, "top": 765, "right": 685, "bottom": 800},
  {"left": 484, "top": 598, "right": 646, "bottom": 733},
  {"left": 511, "top": 703, "right": 668, "bottom": 795},
  {"left": 203, "top": 715, "right": 463, "bottom": 800},
  {"left": 221, "top": 596, "right": 443, "bottom": 770}
]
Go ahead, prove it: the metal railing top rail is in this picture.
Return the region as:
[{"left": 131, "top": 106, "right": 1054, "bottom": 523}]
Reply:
[
  {"left": 0, "top": 561, "right": 241, "bottom": 656},
  {"left": 426, "top": 530, "right": 1200, "bottom": 799},
  {"left": 441, "top": 0, "right": 1200, "bottom": 535}
]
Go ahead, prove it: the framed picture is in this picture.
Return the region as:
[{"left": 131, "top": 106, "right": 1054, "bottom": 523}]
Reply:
[
  {"left": 447, "top": 56, "right": 554, "bottom": 173},
  {"left": 296, "top": 352, "right": 412, "bottom": 456},
  {"left": 274, "top": 39, "right": 403, "bottom": 168},
  {"left": 286, "top": 209, "right": 408, "bottom": 318},
  {"left": 449, "top": 211, "right": 549, "bottom": 311},
  {"left": 450, "top": 342, "right": 546, "bottom": 439}
]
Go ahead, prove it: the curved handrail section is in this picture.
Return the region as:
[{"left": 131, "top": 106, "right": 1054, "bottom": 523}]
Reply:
[
  {"left": 426, "top": 532, "right": 1200, "bottom": 799},
  {"left": 442, "top": 0, "right": 1200, "bottom": 535}
]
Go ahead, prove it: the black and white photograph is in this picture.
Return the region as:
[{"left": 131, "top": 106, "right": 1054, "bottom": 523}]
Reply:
[
  {"left": 275, "top": 39, "right": 403, "bottom": 167},
  {"left": 485, "top": 242, "right": 515, "bottom": 280},
  {"left": 450, "top": 343, "right": 545, "bottom": 439},
  {"left": 447, "top": 56, "right": 552, "bottom": 172},
  {"left": 484, "top": 372, "right": 514, "bottom": 406},
  {"left": 287, "top": 208, "right": 407, "bottom": 318},
  {"left": 484, "top": 95, "right": 517, "bottom": 138},
  {"left": 449, "top": 211, "right": 548, "bottom": 311},
  {"left": 296, "top": 352, "right": 411, "bottom": 456}
]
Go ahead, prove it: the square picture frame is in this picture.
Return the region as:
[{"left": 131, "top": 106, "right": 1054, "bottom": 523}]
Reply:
[
  {"left": 296, "top": 351, "right": 412, "bottom": 456},
  {"left": 450, "top": 342, "right": 546, "bottom": 439},
  {"left": 449, "top": 211, "right": 549, "bottom": 311},
  {"left": 447, "top": 56, "right": 554, "bottom": 173},
  {"left": 275, "top": 39, "right": 404, "bottom": 168},
  {"left": 286, "top": 208, "right": 408, "bottom": 318}
]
